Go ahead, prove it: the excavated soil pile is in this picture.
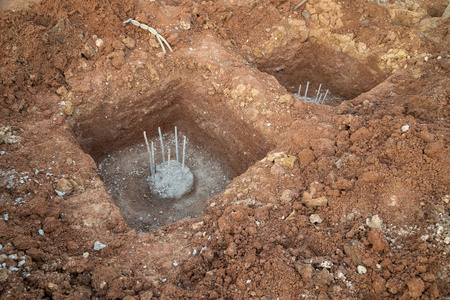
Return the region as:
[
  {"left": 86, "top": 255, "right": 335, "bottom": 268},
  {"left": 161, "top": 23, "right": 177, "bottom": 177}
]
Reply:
[{"left": 0, "top": 0, "right": 449, "bottom": 299}]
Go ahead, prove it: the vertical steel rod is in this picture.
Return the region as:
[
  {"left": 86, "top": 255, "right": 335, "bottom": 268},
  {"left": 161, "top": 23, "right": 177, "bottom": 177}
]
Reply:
[
  {"left": 143, "top": 131, "right": 154, "bottom": 179},
  {"left": 182, "top": 135, "right": 186, "bottom": 180},
  {"left": 321, "top": 89, "right": 329, "bottom": 104},
  {"left": 297, "top": 84, "right": 301, "bottom": 97},
  {"left": 158, "top": 127, "right": 165, "bottom": 164},
  {"left": 304, "top": 81, "right": 309, "bottom": 100},
  {"left": 168, "top": 148, "right": 171, "bottom": 168},
  {"left": 175, "top": 126, "right": 179, "bottom": 162},
  {"left": 315, "top": 83, "right": 322, "bottom": 103},
  {"left": 151, "top": 141, "right": 155, "bottom": 178}
]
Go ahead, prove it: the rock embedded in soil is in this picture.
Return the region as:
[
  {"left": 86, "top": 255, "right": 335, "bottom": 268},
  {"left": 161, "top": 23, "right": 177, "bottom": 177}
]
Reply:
[
  {"left": 302, "top": 196, "right": 328, "bottom": 208},
  {"left": 366, "top": 215, "right": 383, "bottom": 229},
  {"left": 55, "top": 178, "right": 74, "bottom": 195},
  {"left": 93, "top": 241, "right": 106, "bottom": 251},
  {"left": 310, "top": 214, "right": 323, "bottom": 224},
  {"left": 407, "top": 277, "right": 425, "bottom": 298}
]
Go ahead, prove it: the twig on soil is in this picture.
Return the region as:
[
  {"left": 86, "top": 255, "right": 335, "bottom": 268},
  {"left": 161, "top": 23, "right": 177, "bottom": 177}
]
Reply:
[
  {"left": 294, "top": 0, "right": 308, "bottom": 11},
  {"left": 123, "top": 18, "right": 173, "bottom": 53}
]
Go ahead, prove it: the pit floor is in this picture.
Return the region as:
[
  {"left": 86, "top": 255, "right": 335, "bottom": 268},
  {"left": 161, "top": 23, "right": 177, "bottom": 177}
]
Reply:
[{"left": 97, "top": 131, "right": 234, "bottom": 232}]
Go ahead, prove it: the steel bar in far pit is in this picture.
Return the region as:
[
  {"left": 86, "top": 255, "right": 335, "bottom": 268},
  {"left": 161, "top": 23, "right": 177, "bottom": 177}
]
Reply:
[
  {"left": 321, "top": 89, "right": 329, "bottom": 104},
  {"left": 315, "top": 84, "right": 322, "bottom": 103},
  {"left": 304, "top": 81, "right": 309, "bottom": 100}
]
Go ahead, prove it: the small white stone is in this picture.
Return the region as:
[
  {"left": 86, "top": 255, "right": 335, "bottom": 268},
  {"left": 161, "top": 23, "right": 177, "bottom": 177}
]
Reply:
[
  {"left": 55, "top": 190, "right": 65, "bottom": 197},
  {"left": 420, "top": 235, "right": 429, "bottom": 241},
  {"left": 444, "top": 237, "right": 450, "bottom": 245},
  {"left": 93, "top": 241, "right": 106, "bottom": 251},
  {"left": 9, "top": 254, "right": 18, "bottom": 260},
  {"left": 357, "top": 265, "right": 367, "bottom": 274},
  {"left": 38, "top": 229, "right": 44, "bottom": 236},
  {"left": 376, "top": 264, "right": 381, "bottom": 269},
  {"left": 83, "top": 252, "right": 89, "bottom": 258},
  {"left": 310, "top": 214, "right": 323, "bottom": 224},
  {"left": 95, "top": 38, "right": 104, "bottom": 48},
  {"left": 246, "top": 279, "right": 252, "bottom": 284},
  {"left": 401, "top": 125, "right": 409, "bottom": 132},
  {"left": 424, "top": 56, "right": 429, "bottom": 62},
  {"left": 3, "top": 214, "right": 8, "bottom": 221},
  {"left": 173, "top": 262, "right": 178, "bottom": 267},
  {"left": 18, "top": 260, "right": 25, "bottom": 267},
  {"left": 366, "top": 215, "right": 382, "bottom": 229},
  {"left": 9, "top": 266, "right": 19, "bottom": 272}
]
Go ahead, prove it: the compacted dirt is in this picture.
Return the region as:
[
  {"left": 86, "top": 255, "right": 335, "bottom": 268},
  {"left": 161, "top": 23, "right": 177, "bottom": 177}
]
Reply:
[{"left": 0, "top": 0, "right": 449, "bottom": 299}]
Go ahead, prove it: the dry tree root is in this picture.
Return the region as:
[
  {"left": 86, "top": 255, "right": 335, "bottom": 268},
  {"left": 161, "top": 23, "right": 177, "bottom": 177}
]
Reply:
[{"left": 123, "top": 18, "right": 173, "bottom": 53}]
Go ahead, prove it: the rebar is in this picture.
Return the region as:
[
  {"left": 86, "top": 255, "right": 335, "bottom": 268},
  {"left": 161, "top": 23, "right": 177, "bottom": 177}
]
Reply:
[
  {"left": 304, "top": 81, "right": 309, "bottom": 100},
  {"left": 158, "top": 127, "right": 165, "bottom": 164},
  {"left": 143, "top": 131, "right": 155, "bottom": 179},
  {"left": 315, "top": 84, "right": 322, "bottom": 103},
  {"left": 175, "top": 126, "right": 179, "bottom": 163},
  {"left": 321, "top": 89, "right": 329, "bottom": 104},
  {"left": 182, "top": 135, "right": 186, "bottom": 180}
]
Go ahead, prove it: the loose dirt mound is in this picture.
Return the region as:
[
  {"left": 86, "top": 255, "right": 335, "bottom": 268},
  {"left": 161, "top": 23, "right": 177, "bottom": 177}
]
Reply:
[{"left": 0, "top": 0, "right": 449, "bottom": 299}]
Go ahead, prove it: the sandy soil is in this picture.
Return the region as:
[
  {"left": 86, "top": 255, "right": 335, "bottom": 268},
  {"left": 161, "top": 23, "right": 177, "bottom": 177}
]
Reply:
[{"left": 0, "top": 0, "right": 449, "bottom": 299}]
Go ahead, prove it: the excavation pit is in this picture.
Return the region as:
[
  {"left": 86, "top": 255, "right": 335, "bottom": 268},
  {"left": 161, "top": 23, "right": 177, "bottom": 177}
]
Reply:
[
  {"left": 72, "top": 93, "right": 269, "bottom": 232},
  {"left": 255, "top": 42, "right": 389, "bottom": 106}
]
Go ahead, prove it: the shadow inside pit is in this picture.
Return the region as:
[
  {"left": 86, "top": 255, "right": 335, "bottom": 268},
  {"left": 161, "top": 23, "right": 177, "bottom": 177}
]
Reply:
[{"left": 71, "top": 88, "right": 269, "bottom": 232}]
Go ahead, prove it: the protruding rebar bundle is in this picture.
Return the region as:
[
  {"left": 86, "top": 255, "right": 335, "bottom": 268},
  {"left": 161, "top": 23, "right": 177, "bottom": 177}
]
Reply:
[
  {"left": 175, "top": 126, "right": 179, "bottom": 163},
  {"left": 143, "top": 131, "right": 155, "bottom": 179},
  {"left": 158, "top": 127, "right": 165, "bottom": 164}
]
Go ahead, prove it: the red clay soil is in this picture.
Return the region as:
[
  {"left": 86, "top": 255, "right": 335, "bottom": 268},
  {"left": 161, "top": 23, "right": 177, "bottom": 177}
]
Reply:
[{"left": 0, "top": 0, "right": 449, "bottom": 299}]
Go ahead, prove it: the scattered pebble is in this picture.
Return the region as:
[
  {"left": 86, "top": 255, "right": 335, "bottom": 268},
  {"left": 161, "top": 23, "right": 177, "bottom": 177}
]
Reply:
[
  {"left": 9, "top": 254, "right": 17, "bottom": 260},
  {"left": 93, "top": 241, "right": 106, "bottom": 251},
  {"left": 55, "top": 190, "right": 65, "bottom": 197},
  {"left": 401, "top": 125, "right": 410, "bottom": 132},
  {"left": 173, "top": 262, "right": 178, "bottom": 267},
  {"left": 3, "top": 214, "right": 8, "bottom": 221},
  {"left": 38, "top": 229, "right": 44, "bottom": 236},
  {"left": 310, "top": 214, "right": 323, "bottom": 224},
  {"left": 366, "top": 215, "right": 382, "bottom": 229},
  {"left": 246, "top": 279, "right": 252, "bottom": 284},
  {"left": 83, "top": 252, "right": 89, "bottom": 258},
  {"left": 18, "top": 260, "right": 26, "bottom": 267},
  {"left": 9, "top": 266, "right": 19, "bottom": 272},
  {"left": 357, "top": 265, "right": 367, "bottom": 274}
]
